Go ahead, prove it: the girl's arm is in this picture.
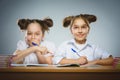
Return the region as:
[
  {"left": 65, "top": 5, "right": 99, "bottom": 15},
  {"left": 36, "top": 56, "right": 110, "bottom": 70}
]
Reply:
[
  {"left": 88, "top": 55, "right": 114, "bottom": 65},
  {"left": 59, "top": 56, "right": 88, "bottom": 65},
  {"left": 35, "top": 52, "right": 53, "bottom": 64},
  {"left": 12, "top": 46, "right": 36, "bottom": 63}
]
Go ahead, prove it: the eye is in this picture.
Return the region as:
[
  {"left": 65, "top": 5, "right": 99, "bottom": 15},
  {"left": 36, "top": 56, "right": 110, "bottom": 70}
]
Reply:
[
  {"left": 73, "top": 25, "right": 79, "bottom": 29},
  {"left": 82, "top": 26, "right": 86, "bottom": 28},
  {"left": 82, "top": 24, "right": 88, "bottom": 29},
  {"left": 36, "top": 33, "right": 40, "bottom": 35},
  {"left": 27, "top": 32, "right": 32, "bottom": 35}
]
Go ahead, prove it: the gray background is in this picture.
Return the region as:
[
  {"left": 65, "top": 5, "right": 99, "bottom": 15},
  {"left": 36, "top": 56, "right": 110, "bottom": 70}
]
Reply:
[{"left": 0, "top": 0, "right": 120, "bottom": 57}]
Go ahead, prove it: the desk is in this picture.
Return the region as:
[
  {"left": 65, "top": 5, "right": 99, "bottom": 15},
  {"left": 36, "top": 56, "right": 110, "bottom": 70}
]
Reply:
[{"left": 0, "top": 65, "right": 120, "bottom": 80}]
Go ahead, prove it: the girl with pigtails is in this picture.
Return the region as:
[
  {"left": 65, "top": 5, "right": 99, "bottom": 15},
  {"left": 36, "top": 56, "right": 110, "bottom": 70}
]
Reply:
[
  {"left": 12, "top": 18, "right": 55, "bottom": 64},
  {"left": 53, "top": 14, "right": 113, "bottom": 65}
]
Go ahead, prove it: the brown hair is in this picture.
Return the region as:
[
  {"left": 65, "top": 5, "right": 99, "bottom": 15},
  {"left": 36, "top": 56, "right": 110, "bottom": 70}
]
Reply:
[
  {"left": 17, "top": 18, "right": 53, "bottom": 34},
  {"left": 63, "top": 14, "right": 97, "bottom": 28}
]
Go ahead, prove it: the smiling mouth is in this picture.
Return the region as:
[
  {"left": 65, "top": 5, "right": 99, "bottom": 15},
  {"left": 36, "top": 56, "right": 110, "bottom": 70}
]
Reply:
[{"left": 76, "top": 34, "right": 84, "bottom": 37}]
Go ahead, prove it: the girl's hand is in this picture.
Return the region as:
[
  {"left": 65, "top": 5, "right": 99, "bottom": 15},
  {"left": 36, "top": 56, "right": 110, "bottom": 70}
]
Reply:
[
  {"left": 34, "top": 46, "right": 50, "bottom": 55},
  {"left": 30, "top": 41, "right": 51, "bottom": 55},
  {"left": 39, "top": 46, "right": 48, "bottom": 54},
  {"left": 77, "top": 56, "right": 88, "bottom": 65}
]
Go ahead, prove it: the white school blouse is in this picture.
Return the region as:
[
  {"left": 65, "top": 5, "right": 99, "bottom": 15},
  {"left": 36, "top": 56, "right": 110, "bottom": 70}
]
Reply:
[
  {"left": 14, "top": 40, "right": 56, "bottom": 64},
  {"left": 52, "top": 39, "right": 111, "bottom": 64}
]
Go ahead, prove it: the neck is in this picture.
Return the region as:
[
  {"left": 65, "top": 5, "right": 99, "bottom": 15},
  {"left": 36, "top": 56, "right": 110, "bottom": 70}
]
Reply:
[{"left": 75, "top": 39, "right": 86, "bottom": 44}]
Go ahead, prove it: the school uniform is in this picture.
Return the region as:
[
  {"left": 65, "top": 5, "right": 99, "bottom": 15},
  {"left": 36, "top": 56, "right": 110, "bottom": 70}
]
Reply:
[
  {"left": 14, "top": 40, "right": 56, "bottom": 64},
  {"left": 52, "top": 39, "right": 111, "bottom": 64}
]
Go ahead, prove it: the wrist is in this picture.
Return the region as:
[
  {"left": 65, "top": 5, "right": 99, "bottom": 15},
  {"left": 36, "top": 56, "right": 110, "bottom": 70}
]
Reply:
[
  {"left": 28, "top": 46, "right": 38, "bottom": 53},
  {"left": 94, "top": 60, "right": 99, "bottom": 64},
  {"left": 36, "top": 51, "right": 42, "bottom": 55}
]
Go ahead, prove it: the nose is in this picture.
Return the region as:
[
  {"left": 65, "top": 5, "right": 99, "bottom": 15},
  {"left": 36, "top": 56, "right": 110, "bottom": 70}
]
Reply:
[
  {"left": 32, "top": 34, "right": 35, "bottom": 39},
  {"left": 78, "top": 28, "right": 82, "bottom": 33}
]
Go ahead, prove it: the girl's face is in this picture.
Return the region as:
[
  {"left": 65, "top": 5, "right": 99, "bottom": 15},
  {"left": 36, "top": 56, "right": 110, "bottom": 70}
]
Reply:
[
  {"left": 71, "top": 18, "right": 89, "bottom": 44},
  {"left": 25, "top": 22, "right": 44, "bottom": 46}
]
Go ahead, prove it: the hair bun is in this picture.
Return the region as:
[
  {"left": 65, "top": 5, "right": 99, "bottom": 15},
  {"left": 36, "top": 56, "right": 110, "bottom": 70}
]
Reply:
[
  {"left": 81, "top": 14, "right": 97, "bottom": 23},
  {"left": 17, "top": 19, "right": 30, "bottom": 30},
  {"left": 43, "top": 18, "right": 53, "bottom": 28},
  {"left": 63, "top": 16, "right": 74, "bottom": 27}
]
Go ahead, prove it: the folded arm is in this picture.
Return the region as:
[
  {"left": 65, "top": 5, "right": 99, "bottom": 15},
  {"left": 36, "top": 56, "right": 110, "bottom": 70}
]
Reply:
[
  {"left": 59, "top": 56, "right": 88, "bottom": 65},
  {"left": 88, "top": 55, "right": 114, "bottom": 65}
]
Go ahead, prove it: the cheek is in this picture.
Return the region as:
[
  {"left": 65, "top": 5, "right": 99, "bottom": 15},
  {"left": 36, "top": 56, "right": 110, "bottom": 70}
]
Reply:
[
  {"left": 71, "top": 29, "right": 75, "bottom": 35},
  {"left": 36, "top": 36, "right": 42, "bottom": 41},
  {"left": 25, "top": 36, "right": 31, "bottom": 45},
  {"left": 26, "top": 36, "right": 31, "bottom": 41},
  {"left": 83, "top": 28, "right": 89, "bottom": 33},
  {"left": 36, "top": 35, "right": 43, "bottom": 42}
]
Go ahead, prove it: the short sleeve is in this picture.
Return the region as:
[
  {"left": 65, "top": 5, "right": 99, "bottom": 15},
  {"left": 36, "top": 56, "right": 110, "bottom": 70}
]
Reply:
[
  {"left": 94, "top": 46, "right": 111, "bottom": 59},
  {"left": 17, "top": 40, "right": 28, "bottom": 50},
  {"left": 13, "top": 40, "right": 28, "bottom": 55},
  {"left": 41, "top": 41, "right": 56, "bottom": 54},
  {"left": 52, "top": 42, "right": 67, "bottom": 64}
]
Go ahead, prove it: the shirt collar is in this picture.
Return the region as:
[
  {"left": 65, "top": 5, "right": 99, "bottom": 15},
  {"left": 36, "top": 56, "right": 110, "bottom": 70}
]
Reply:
[{"left": 68, "top": 39, "right": 92, "bottom": 50}]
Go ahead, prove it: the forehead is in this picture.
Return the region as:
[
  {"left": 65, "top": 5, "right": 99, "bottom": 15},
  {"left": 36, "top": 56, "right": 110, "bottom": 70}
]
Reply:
[
  {"left": 73, "top": 18, "right": 86, "bottom": 25},
  {"left": 27, "top": 22, "right": 42, "bottom": 31}
]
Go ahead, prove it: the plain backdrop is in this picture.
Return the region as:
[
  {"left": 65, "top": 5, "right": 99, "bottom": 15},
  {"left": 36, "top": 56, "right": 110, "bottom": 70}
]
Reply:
[{"left": 0, "top": 0, "right": 120, "bottom": 57}]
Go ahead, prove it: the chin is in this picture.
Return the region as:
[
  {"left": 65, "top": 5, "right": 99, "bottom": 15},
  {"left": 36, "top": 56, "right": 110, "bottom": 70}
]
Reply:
[{"left": 76, "top": 38, "right": 84, "bottom": 41}]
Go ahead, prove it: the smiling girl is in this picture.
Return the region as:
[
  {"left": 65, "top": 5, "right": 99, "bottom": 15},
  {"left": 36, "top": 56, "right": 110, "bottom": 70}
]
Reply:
[{"left": 53, "top": 14, "right": 113, "bottom": 65}]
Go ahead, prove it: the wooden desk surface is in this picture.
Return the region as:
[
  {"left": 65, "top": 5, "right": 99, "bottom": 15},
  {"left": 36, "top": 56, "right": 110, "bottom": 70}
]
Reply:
[
  {"left": 0, "top": 65, "right": 120, "bottom": 80},
  {"left": 0, "top": 65, "right": 120, "bottom": 72}
]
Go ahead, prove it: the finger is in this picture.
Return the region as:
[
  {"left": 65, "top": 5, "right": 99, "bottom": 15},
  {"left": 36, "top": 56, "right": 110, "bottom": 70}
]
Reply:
[
  {"left": 47, "top": 50, "right": 53, "bottom": 54},
  {"left": 81, "top": 56, "right": 87, "bottom": 59}
]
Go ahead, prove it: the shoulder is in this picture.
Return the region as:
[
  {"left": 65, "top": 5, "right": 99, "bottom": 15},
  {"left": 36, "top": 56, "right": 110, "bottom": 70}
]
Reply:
[
  {"left": 86, "top": 42, "right": 97, "bottom": 49},
  {"left": 41, "top": 40, "right": 56, "bottom": 50},
  {"left": 17, "top": 40, "right": 28, "bottom": 50},
  {"left": 41, "top": 40, "right": 55, "bottom": 46},
  {"left": 89, "top": 43, "right": 103, "bottom": 50},
  {"left": 58, "top": 40, "right": 72, "bottom": 48},
  {"left": 17, "top": 40, "right": 26, "bottom": 45},
  {"left": 41, "top": 40, "right": 56, "bottom": 53},
  {"left": 88, "top": 43, "right": 109, "bottom": 54}
]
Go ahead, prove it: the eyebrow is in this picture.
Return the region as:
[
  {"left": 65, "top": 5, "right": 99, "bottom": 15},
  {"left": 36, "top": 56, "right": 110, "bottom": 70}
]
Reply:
[
  {"left": 27, "top": 31, "right": 41, "bottom": 33},
  {"left": 73, "top": 23, "right": 87, "bottom": 27}
]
